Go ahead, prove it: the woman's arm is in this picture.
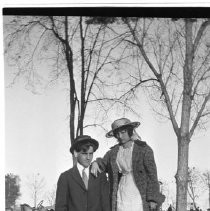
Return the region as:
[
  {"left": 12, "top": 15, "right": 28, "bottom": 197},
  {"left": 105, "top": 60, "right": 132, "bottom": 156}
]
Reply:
[
  {"left": 144, "top": 145, "right": 160, "bottom": 204},
  {"left": 91, "top": 150, "right": 111, "bottom": 177}
]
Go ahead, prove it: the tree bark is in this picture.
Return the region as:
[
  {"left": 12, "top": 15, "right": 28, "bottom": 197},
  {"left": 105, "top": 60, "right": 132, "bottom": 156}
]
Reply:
[
  {"left": 208, "top": 182, "right": 210, "bottom": 208},
  {"left": 176, "top": 136, "right": 189, "bottom": 211},
  {"left": 175, "top": 19, "right": 194, "bottom": 211},
  {"left": 63, "top": 17, "right": 77, "bottom": 165},
  {"left": 79, "top": 16, "right": 85, "bottom": 136}
]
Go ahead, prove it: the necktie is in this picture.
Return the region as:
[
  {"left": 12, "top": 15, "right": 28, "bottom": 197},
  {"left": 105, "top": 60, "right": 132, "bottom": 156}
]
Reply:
[{"left": 82, "top": 168, "right": 88, "bottom": 189}]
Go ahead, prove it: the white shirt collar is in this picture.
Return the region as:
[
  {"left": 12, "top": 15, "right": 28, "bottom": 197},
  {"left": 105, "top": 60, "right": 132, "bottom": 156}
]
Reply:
[{"left": 77, "top": 162, "right": 89, "bottom": 179}]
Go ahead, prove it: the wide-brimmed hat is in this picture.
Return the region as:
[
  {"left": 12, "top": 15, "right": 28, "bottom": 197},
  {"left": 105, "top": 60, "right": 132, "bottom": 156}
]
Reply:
[
  {"left": 106, "top": 118, "right": 140, "bottom": 138},
  {"left": 70, "top": 135, "right": 99, "bottom": 153}
]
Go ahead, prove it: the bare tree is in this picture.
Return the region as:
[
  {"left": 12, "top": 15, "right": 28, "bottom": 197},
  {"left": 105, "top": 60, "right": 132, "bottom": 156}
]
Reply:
[
  {"left": 5, "top": 173, "right": 21, "bottom": 208},
  {"left": 202, "top": 170, "right": 210, "bottom": 209},
  {"left": 121, "top": 18, "right": 210, "bottom": 211},
  {"left": 4, "top": 16, "right": 128, "bottom": 163},
  {"left": 26, "top": 173, "right": 46, "bottom": 208},
  {"left": 187, "top": 167, "right": 204, "bottom": 209},
  {"left": 45, "top": 185, "right": 56, "bottom": 207},
  {"left": 4, "top": 15, "right": 210, "bottom": 211}
]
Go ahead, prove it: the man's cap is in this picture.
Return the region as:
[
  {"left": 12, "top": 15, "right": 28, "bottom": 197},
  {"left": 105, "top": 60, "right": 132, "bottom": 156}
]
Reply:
[{"left": 70, "top": 135, "right": 99, "bottom": 153}]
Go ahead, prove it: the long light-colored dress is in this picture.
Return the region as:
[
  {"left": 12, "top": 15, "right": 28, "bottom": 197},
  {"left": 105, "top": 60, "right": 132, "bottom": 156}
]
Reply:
[{"left": 116, "top": 142, "right": 143, "bottom": 211}]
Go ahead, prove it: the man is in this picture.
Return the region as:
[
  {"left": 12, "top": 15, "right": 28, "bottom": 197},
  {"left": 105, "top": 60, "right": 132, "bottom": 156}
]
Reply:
[
  {"left": 55, "top": 135, "right": 110, "bottom": 211},
  {"left": 91, "top": 118, "right": 165, "bottom": 211}
]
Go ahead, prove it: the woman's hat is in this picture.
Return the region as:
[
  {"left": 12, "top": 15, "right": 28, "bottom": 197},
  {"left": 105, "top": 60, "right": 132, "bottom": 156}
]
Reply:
[
  {"left": 106, "top": 118, "right": 140, "bottom": 138},
  {"left": 70, "top": 135, "right": 99, "bottom": 153}
]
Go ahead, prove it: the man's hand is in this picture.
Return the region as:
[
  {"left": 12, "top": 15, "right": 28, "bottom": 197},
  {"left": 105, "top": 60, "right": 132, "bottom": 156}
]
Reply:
[
  {"left": 149, "top": 202, "right": 157, "bottom": 210},
  {"left": 90, "top": 161, "right": 101, "bottom": 177}
]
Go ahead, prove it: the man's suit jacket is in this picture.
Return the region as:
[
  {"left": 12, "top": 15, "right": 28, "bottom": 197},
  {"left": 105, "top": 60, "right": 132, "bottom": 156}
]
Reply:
[{"left": 55, "top": 165, "right": 110, "bottom": 211}]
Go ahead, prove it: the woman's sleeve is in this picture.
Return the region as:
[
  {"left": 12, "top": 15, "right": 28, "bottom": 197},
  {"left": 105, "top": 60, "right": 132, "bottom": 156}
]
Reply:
[
  {"left": 96, "top": 150, "right": 111, "bottom": 173},
  {"left": 144, "top": 146, "right": 161, "bottom": 203}
]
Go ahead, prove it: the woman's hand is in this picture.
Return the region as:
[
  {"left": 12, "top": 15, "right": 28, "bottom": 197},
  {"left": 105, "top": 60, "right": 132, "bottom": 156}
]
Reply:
[
  {"left": 149, "top": 202, "right": 157, "bottom": 210},
  {"left": 91, "top": 161, "right": 101, "bottom": 177}
]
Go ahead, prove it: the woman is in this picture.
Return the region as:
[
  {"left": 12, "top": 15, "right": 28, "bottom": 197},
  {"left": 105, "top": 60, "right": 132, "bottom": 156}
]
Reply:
[{"left": 91, "top": 118, "right": 165, "bottom": 211}]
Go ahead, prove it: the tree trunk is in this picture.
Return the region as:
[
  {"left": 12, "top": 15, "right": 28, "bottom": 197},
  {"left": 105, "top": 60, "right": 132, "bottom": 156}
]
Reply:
[
  {"left": 63, "top": 17, "right": 77, "bottom": 165},
  {"left": 208, "top": 184, "right": 210, "bottom": 208},
  {"left": 79, "top": 16, "right": 85, "bottom": 136},
  {"left": 34, "top": 190, "right": 37, "bottom": 208},
  {"left": 175, "top": 19, "right": 193, "bottom": 211},
  {"left": 176, "top": 136, "right": 189, "bottom": 211}
]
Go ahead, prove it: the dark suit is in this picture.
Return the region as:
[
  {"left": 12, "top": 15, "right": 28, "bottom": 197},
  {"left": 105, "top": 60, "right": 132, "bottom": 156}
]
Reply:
[{"left": 55, "top": 165, "right": 110, "bottom": 211}]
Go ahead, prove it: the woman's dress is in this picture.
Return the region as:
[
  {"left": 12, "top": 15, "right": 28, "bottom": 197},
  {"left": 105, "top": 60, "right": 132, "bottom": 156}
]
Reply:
[{"left": 116, "top": 142, "right": 143, "bottom": 211}]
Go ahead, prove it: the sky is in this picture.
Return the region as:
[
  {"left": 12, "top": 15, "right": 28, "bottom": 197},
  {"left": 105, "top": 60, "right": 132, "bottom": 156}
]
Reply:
[{"left": 1, "top": 5, "right": 210, "bottom": 210}]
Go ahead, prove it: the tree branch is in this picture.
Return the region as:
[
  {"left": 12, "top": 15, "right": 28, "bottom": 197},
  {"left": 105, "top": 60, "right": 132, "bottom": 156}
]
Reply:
[
  {"left": 125, "top": 19, "right": 180, "bottom": 136},
  {"left": 189, "top": 91, "right": 210, "bottom": 138},
  {"left": 193, "top": 19, "right": 210, "bottom": 53}
]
